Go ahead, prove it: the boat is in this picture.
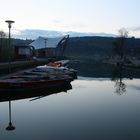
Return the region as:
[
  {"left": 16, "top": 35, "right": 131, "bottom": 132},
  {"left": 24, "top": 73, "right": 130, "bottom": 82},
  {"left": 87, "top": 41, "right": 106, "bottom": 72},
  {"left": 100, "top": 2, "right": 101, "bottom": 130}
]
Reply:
[
  {"left": 47, "top": 60, "right": 70, "bottom": 67},
  {"left": 35, "top": 65, "right": 77, "bottom": 79},
  {"left": 35, "top": 60, "right": 77, "bottom": 79},
  {"left": 0, "top": 59, "right": 77, "bottom": 93},
  {"left": 0, "top": 70, "right": 73, "bottom": 93}
]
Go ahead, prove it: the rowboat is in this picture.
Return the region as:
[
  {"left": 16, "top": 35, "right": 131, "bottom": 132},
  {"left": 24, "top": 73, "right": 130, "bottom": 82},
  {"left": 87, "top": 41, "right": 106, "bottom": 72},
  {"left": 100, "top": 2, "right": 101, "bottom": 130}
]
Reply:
[
  {"left": 0, "top": 59, "right": 77, "bottom": 93},
  {"left": 35, "top": 59, "right": 77, "bottom": 79},
  {"left": 0, "top": 70, "right": 73, "bottom": 93},
  {"left": 35, "top": 65, "right": 77, "bottom": 78}
]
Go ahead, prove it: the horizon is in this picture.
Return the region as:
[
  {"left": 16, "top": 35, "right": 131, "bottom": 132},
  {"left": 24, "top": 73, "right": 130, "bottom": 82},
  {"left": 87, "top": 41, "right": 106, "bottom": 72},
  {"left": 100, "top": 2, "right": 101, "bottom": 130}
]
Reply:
[
  {"left": 11, "top": 30, "right": 140, "bottom": 40},
  {"left": 12, "top": 29, "right": 119, "bottom": 40},
  {"left": 0, "top": 0, "right": 140, "bottom": 38}
]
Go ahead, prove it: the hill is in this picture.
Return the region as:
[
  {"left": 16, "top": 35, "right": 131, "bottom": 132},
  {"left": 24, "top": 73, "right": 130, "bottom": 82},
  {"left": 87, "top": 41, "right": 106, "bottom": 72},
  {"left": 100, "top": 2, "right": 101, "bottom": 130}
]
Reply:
[
  {"left": 65, "top": 36, "right": 140, "bottom": 57},
  {"left": 10, "top": 36, "right": 140, "bottom": 58}
]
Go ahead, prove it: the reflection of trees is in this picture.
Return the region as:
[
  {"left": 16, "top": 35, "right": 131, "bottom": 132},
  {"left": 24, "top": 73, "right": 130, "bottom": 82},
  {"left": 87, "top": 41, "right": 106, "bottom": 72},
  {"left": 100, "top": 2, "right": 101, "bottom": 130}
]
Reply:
[
  {"left": 111, "top": 65, "right": 126, "bottom": 95},
  {"left": 114, "top": 78, "right": 126, "bottom": 95}
]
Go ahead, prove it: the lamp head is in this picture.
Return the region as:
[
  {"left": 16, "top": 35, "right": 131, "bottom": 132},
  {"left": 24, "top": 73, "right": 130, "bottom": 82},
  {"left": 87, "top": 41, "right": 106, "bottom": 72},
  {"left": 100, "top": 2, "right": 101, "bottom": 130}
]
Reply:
[{"left": 5, "top": 20, "right": 15, "bottom": 28}]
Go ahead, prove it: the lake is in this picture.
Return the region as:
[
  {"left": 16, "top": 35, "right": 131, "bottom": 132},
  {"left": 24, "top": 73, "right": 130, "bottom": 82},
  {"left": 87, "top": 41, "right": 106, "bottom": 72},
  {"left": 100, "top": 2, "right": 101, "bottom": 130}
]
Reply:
[{"left": 0, "top": 76, "right": 140, "bottom": 140}]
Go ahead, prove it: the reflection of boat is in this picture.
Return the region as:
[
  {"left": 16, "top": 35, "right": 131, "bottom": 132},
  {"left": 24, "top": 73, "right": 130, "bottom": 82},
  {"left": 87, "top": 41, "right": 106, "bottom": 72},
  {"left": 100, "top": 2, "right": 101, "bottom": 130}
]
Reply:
[
  {"left": 0, "top": 82, "right": 72, "bottom": 102},
  {"left": 1, "top": 82, "right": 72, "bottom": 131}
]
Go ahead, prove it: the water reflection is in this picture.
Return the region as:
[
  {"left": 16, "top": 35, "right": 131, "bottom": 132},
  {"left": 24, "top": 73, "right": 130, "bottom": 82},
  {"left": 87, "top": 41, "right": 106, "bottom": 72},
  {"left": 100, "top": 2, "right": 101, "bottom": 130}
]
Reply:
[
  {"left": 0, "top": 83, "right": 72, "bottom": 102},
  {"left": 0, "top": 83, "right": 72, "bottom": 131},
  {"left": 111, "top": 65, "right": 126, "bottom": 95},
  {"left": 6, "top": 101, "right": 16, "bottom": 131},
  {"left": 1, "top": 77, "right": 140, "bottom": 140}
]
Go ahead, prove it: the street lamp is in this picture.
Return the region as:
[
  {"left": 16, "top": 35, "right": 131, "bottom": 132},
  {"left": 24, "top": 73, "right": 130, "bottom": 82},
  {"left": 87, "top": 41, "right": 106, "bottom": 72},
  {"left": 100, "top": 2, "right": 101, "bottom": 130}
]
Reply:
[
  {"left": 5, "top": 20, "right": 15, "bottom": 73},
  {"left": 44, "top": 38, "right": 47, "bottom": 57}
]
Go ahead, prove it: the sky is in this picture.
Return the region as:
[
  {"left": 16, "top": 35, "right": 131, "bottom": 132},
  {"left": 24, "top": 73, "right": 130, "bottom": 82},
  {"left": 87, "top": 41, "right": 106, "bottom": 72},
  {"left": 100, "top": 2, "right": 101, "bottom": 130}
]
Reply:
[{"left": 0, "top": 0, "right": 140, "bottom": 38}]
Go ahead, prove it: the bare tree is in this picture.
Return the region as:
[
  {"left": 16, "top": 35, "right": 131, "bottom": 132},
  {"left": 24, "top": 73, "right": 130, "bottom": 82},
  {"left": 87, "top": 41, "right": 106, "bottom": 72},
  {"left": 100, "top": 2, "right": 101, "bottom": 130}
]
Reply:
[
  {"left": 112, "top": 28, "right": 129, "bottom": 60},
  {"left": 0, "top": 30, "right": 6, "bottom": 38},
  {"left": 118, "top": 28, "right": 128, "bottom": 38},
  {"left": 118, "top": 28, "right": 128, "bottom": 59},
  {"left": 0, "top": 30, "right": 7, "bottom": 60},
  {"left": 0, "top": 30, "right": 6, "bottom": 46}
]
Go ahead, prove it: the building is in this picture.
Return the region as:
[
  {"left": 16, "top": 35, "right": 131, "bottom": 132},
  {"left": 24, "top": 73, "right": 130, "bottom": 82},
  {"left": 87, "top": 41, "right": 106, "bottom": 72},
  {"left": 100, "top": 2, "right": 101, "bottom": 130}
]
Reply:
[
  {"left": 14, "top": 45, "right": 35, "bottom": 60},
  {"left": 30, "top": 35, "right": 69, "bottom": 57}
]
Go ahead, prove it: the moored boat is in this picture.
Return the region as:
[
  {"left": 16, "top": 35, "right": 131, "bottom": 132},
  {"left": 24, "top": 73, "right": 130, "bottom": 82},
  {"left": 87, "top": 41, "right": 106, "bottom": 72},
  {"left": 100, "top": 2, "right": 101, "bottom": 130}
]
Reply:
[
  {"left": 0, "top": 59, "right": 77, "bottom": 93},
  {"left": 47, "top": 60, "right": 70, "bottom": 67},
  {"left": 35, "top": 65, "right": 77, "bottom": 79},
  {"left": 0, "top": 71, "right": 73, "bottom": 93},
  {"left": 35, "top": 59, "right": 77, "bottom": 79}
]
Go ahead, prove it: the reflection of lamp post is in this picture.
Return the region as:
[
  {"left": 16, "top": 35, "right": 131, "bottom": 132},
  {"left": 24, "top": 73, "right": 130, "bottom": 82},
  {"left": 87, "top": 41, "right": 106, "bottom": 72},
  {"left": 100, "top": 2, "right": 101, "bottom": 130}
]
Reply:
[
  {"left": 5, "top": 20, "right": 15, "bottom": 73},
  {"left": 6, "top": 101, "right": 16, "bottom": 131}
]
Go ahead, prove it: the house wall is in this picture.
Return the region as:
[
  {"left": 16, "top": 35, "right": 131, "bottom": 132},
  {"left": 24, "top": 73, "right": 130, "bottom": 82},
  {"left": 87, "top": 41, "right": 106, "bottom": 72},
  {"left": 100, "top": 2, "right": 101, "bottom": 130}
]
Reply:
[
  {"left": 14, "top": 46, "right": 34, "bottom": 60},
  {"left": 36, "top": 48, "right": 57, "bottom": 57}
]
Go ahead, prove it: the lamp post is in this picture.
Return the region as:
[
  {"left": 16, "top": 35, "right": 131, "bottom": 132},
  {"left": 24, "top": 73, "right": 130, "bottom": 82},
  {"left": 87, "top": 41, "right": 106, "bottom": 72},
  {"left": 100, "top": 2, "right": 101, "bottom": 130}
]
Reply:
[
  {"left": 5, "top": 20, "right": 15, "bottom": 73},
  {"left": 44, "top": 38, "right": 47, "bottom": 57}
]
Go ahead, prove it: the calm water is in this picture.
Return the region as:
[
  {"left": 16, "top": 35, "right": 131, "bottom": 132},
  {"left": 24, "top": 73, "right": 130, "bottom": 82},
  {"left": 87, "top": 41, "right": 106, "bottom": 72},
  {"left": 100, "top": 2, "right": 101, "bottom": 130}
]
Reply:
[{"left": 0, "top": 77, "right": 140, "bottom": 140}]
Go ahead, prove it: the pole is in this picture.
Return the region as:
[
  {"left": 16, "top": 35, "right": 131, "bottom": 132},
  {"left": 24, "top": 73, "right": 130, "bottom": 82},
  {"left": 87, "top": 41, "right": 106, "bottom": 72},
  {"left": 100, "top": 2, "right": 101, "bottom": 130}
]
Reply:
[
  {"left": 8, "top": 25, "right": 11, "bottom": 73},
  {"left": 5, "top": 20, "right": 15, "bottom": 73},
  {"left": 44, "top": 38, "right": 47, "bottom": 57}
]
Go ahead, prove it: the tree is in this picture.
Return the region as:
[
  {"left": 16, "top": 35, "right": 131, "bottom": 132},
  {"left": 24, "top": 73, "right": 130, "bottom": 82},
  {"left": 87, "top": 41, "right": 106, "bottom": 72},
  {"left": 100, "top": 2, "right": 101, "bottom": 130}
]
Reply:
[
  {"left": 112, "top": 28, "right": 129, "bottom": 60},
  {"left": 0, "top": 30, "right": 8, "bottom": 61},
  {"left": 0, "top": 30, "right": 6, "bottom": 45},
  {"left": 0, "top": 30, "right": 6, "bottom": 60}
]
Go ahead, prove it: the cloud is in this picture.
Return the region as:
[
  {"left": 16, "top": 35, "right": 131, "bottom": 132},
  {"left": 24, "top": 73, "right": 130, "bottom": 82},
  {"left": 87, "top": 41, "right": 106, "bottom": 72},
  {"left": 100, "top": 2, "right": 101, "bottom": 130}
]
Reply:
[
  {"left": 13, "top": 29, "right": 117, "bottom": 39},
  {"left": 14, "top": 29, "right": 65, "bottom": 39},
  {"left": 133, "top": 27, "right": 140, "bottom": 31},
  {"left": 52, "top": 20, "right": 63, "bottom": 24},
  {"left": 128, "top": 26, "right": 140, "bottom": 32},
  {"left": 60, "top": 23, "right": 86, "bottom": 28},
  {"left": 51, "top": 20, "right": 87, "bottom": 29}
]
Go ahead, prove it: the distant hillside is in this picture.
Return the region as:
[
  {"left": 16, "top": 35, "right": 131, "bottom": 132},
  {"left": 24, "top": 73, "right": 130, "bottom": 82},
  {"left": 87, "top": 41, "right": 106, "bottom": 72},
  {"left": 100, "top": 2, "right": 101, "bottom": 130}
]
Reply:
[
  {"left": 13, "top": 29, "right": 117, "bottom": 39},
  {"left": 5, "top": 37, "right": 140, "bottom": 77},
  {"left": 11, "top": 36, "right": 140, "bottom": 57},
  {"left": 12, "top": 38, "right": 33, "bottom": 46},
  {"left": 65, "top": 36, "right": 140, "bottom": 57}
]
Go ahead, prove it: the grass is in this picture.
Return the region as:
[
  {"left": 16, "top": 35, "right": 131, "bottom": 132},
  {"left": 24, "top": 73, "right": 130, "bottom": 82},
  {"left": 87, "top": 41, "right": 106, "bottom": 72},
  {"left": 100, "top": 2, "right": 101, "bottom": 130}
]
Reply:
[{"left": 0, "top": 59, "right": 48, "bottom": 76}]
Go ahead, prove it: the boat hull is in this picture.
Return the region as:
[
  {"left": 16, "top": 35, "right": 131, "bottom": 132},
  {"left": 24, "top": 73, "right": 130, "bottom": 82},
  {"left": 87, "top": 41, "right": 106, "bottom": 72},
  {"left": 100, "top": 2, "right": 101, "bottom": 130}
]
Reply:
[{"left": 0, "top": 77, "right": 72, "bottom": 93}]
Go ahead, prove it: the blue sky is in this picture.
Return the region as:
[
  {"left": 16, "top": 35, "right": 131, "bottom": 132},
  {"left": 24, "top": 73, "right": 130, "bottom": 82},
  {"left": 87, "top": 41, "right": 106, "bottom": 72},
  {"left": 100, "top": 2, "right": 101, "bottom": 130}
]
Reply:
[{"left": 0, "top": 0, "right": 140, "bottom": 37}]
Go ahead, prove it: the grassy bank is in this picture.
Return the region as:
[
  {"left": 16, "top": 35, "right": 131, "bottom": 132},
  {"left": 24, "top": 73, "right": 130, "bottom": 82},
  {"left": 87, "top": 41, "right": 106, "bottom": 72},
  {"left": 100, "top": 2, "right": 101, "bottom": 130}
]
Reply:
[{"left": 0, "top": 59, "right": 49, "bottom": 76}]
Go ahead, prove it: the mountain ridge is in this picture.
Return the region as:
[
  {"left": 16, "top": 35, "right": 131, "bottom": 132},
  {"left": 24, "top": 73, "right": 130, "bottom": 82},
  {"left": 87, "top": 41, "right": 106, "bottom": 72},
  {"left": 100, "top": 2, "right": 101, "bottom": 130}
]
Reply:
[{"left": 13, "top": 29, "right": 117, "bottom": 39}]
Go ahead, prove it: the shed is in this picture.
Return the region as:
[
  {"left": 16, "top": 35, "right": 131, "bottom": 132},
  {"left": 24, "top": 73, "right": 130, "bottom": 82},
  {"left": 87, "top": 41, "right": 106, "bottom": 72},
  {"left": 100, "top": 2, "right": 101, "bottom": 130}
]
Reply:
[
  {"left": 30, "top": 35, "right": 69, "bottom": 57},
  {"left": 14, "top": 45, "right": 35, "bottom": 60}
]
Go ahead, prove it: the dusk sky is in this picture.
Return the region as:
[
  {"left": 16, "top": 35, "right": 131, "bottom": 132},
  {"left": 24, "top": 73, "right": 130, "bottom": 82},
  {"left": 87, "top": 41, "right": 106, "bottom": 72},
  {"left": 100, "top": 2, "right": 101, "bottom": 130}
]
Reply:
[{"left": 0, "top": 0, "right": 140, "bottom": 38}]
